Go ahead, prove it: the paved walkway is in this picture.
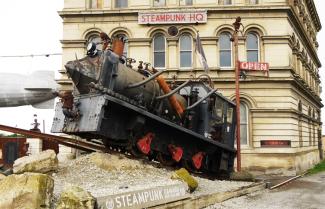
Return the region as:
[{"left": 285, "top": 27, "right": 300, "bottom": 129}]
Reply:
[{"left": 206, "top": 171, "right": 325, "bottom": 209}]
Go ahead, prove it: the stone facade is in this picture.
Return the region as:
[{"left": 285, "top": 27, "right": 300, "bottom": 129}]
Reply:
[{"left": 58, "top": 0, "right": 322, "bottom": 175}]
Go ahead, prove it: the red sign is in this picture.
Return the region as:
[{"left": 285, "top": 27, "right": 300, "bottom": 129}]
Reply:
[
  {"left": 239, "top": 62, "right": 269, "bottom": 72},
  {"left": 260, "top": 140, "right": 291, "bottom": 147},
  {"left": 138, "top": 11, "right": 207, "bottom": 24}
]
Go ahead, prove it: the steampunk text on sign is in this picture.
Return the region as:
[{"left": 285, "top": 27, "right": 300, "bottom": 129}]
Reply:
[{"left": 138, "top": 11, "right": 207, "bottom": 24}]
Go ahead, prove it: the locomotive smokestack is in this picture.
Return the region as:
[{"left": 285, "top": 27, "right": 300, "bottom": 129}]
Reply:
[{"left": 112, "top": 37, "right": 125, "bottom": 57}]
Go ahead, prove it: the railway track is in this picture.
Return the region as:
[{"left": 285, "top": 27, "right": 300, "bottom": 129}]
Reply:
[
  {"left": 0, "top": 124, "right": 107, "bottom": 153},
  {"left": 0, "top": 124, "right": 223, "bottom": 179}
]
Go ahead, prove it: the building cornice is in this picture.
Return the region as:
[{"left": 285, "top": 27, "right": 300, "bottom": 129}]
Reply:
[
  {"left": 304, "top": 0, "right": 322, "bottom": 31},
  {"left": 58, "top": 5, "right": 291, "bottom": 17},
  {"left": 287, "top": 8, "right": 321, "bottom": 68}
]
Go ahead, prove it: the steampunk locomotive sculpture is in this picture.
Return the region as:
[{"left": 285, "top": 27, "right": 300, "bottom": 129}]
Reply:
[{"left": 51, "top": 34, "right": 237, "bottom": 176}]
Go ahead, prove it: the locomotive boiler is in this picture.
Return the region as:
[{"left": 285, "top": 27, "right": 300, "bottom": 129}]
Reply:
[{"left": 51, "top": 35, "right": 237, "bottom": 176}]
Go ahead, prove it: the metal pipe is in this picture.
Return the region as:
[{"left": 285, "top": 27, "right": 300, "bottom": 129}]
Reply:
[
  {"left": 186, "top": 89, "right": 217, "bottom": 111},
  {"left": 233, "top": 17, "right": 242, "bottom": 172},
  {"left": 126, "top": 70, "right": 165, "bottom": 89},
  {"left": 156, "top": 80, "right": 191, "bottom": 100},
  {"left": 156, "top": 76, "right": 184, "bottom": 118}
]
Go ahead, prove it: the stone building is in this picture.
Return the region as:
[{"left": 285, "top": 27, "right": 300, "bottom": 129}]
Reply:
[{"left": 58, "top": 0, "right": 322, "bottom": 175}]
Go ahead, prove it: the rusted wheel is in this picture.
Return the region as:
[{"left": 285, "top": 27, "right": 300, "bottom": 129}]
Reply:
[
  {"left": 156, "top": 152, "right": 175, "bottom": 166},
  {"left": 181, "top": 160, "right": 200, "bottom": 174},
  {"left": 129, "top": 145, "right": 144, "bottom": 158}
]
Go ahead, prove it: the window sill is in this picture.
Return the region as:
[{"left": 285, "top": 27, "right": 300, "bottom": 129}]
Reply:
[{"left": 219, "top": 67, "right": 234, "bottom": 71}]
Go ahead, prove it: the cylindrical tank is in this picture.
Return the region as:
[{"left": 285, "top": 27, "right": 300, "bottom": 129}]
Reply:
[
  {"left": 100, "top": 51, "right": 187, "bottom": 112},
  {"left": 65, "top": 50, "right": 187, "bottom": 117}
]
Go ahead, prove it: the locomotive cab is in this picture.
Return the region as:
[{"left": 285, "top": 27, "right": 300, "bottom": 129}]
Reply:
[{"left": 180, "top": 83, "right": 236, "bottom": 147}]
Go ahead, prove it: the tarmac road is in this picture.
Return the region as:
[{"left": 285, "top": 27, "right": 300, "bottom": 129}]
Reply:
[{"left": 206, "top": 171, "right": 325, "bottom": 209}]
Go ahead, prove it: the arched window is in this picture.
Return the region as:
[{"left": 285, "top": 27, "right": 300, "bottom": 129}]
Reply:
[
  {"left": 219, "top": 32, "right": 232, "bottom": 68},
  {"left": 246, "top": 32, "right": 259, "bottom": 62},
  {"left": 240, "top": 102, "right": 249, "bottom": 145},
  {"left": 153, "top": 34, "right": 166, "bottom": 68},
  {"left": 179, "top": 34, "right": 192, "bottom": 68}
]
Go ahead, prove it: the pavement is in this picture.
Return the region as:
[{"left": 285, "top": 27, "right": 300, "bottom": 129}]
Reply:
[{"left": 206, "top": 171, "right": 325, "bottom": 209}]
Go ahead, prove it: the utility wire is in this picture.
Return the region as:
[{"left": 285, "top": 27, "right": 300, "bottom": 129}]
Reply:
[{"left": 0, "top": 53, "right": 62, "bottom": 58}]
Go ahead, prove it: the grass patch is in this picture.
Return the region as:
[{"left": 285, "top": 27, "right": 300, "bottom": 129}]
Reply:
[{"left": 307, "top": 159, "right": 325, "bottom": 175}]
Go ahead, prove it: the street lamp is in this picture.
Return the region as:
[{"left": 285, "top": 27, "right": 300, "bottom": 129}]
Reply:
[{"left": 231, "top": 17, "right": 244, "bottom": 172}]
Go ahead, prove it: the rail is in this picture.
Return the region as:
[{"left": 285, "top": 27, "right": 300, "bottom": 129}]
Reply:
[{"left": 0, "top": 124, "right": 106, "bottom": 152}]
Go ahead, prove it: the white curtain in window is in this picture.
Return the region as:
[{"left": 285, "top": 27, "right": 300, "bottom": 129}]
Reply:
[
  {"left": 240, "top": 102, "right": 248, "bottom": 145},
  {"left": 246, "top": 32, "right": 259, "bottom": 62},
  {"left": 219, "top": 32, "right": 232, "bottom": 67},
  {"left": 180, "top": 34, "right": 192, "bottom": 68},
  {"left": 153, "top": 35, "right": 166, "bottom": 68}
]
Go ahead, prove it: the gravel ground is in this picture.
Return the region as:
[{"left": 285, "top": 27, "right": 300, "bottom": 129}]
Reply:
[{"left": 50, "top": 152, "right": 252, "bottom": 207}]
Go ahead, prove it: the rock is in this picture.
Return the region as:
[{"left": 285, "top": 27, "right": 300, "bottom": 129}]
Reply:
[
  {"left": 0, "top": 172, "right": 54, "bottom": 209},
  {"left": 171, "top": 168, "right": 198, "bottom": 192},
  {"left": 13, "top": 149, "right": 58, "bottom": 174},
  {"left": 230, "top": 170, "right": 255, "bottom": 181},
  {"left": 90, "top": 152, "right": 143, "bottom": 171},
  {"left": 56, "top": 185, "right": 96, "bottom": 209},
  {"left": 0, "top": 173, "right": 6, "bottom": 181}
]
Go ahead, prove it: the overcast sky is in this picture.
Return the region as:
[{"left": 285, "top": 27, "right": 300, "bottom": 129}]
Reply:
[{"left": 0, "top": 0, "right": 324, "bottom": 134}]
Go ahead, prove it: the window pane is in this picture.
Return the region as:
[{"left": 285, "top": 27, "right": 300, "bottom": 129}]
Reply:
[
  {"left": 240, "top": 103, "right": 247, "bottom": 122},
  {"left": 154, "top": 52, "right": 165, "bottom": 67},
  {"left": 240, "top": 124, "right": 248, "bottom": 145},
  {"left": 214, "top": 100, "right": 224, "bottom": 120},
  {"left": 247, "top": 51, "right": 258, "bottom": 62},
  {"left": 185, "top": 0, "right": 193, "bottom": 5},
  {"left": 154, "top": 0, "right": 165, "bottom": 6},
  {"left": 220, "top": 33, "right": 231, "bottom": 49},
  {"left": 91, "top": 0, "right": 97, "bottom": 8},
  {"left": 116, "top": 0, "right": 127, "bottom": 7},
  {"left": 180, "top": 52, "right": 192, "bottom": 67},
  {"left": 220, "top": 51, "right": 231, "bottom": 67},
  {"left": 249, "top": 0, "right": 258, "bottom": 4},
  {"left": 247, "top": 33, "right": 258, "bottom": 49},
  {"left": 240, "top": 102, "right": 248, "bottom": 145},
  {"left": 180, "top": 35, "right": 192, "bottom": 51},
  {"left": 224, "top": 0, "right": 232, "bottom": 5},
  {"left": 154, "top": 35, "right": 165, "bottom": 51}
]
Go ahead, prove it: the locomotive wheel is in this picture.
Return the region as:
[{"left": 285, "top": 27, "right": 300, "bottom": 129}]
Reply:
[
  {"left": 182, "top": 160, "right": 201, "bottom": 174},
  {"left": 156, "top": 152, "right": 175, "bottom": 166},
  {"left": 129, "top": 146, "right": 144, "bottom": 158}
]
